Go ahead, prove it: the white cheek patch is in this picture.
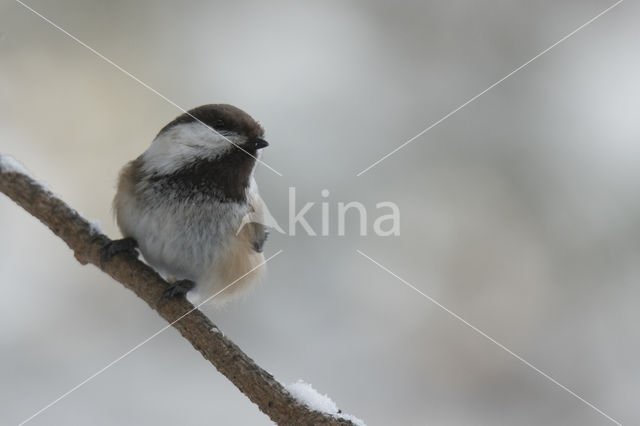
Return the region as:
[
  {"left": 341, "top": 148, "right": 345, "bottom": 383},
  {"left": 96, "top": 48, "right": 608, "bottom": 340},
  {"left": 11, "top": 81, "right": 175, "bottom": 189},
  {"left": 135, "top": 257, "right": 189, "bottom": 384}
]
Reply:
[{"left": 141, "top": 122, "right": 239, "bottom": 175}]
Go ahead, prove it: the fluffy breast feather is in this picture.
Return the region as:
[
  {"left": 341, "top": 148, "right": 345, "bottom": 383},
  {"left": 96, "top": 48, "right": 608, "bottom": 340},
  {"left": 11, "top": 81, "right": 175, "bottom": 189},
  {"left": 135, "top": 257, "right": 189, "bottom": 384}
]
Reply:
[{"left": 113, "top": 159, "right": 266, "bottom": 303}]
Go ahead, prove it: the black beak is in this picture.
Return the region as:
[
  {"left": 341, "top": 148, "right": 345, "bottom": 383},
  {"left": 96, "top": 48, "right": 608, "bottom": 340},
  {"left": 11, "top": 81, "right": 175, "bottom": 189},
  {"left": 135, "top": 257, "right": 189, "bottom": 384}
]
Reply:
[{"left": 251, "top": 137, "right": 269, "bottom": 150}]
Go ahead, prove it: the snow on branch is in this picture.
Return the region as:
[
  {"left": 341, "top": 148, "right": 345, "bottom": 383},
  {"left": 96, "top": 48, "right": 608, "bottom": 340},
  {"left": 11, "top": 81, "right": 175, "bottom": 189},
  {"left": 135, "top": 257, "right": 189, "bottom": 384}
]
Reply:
[
  {"left": 0, "top": 155, "right": 362, "bottom": 426},
  {"left": 287, "top": 380, "right": 366, "bottom": 426}
]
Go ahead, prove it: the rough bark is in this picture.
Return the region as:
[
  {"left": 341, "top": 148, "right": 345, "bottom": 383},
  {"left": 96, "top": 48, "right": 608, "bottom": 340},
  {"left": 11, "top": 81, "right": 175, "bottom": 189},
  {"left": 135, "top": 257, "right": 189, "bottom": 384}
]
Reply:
[{"left": 0, "top": 156, "right": 357, "bottom": 426}]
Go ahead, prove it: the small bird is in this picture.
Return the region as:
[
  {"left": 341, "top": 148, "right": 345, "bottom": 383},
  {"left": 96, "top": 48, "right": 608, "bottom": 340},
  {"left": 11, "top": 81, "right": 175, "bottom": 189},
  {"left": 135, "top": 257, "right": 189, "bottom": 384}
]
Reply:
[{"left": 103, "top": 104, "right": 270, "bottom": 303}]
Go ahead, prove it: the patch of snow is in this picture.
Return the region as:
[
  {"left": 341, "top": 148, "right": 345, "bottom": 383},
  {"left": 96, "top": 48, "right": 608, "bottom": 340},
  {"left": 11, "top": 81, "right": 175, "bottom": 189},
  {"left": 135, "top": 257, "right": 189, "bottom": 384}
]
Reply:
[
  {"left": 0, "top": 154, "right": 53, "bottom": 193},
  {"left": 0, "top": 155, "right": 31, "bottom": 176},
  {"left": 88, "top": 219, "right": 103, "bottom": 236},
  {"left": 286, "top": 380, "right": 366, "bottom": 426},
  {"left": 287, "top": 380, "right": 339, "bottom": 413},
  {"left": 209, "top": 326, "right": 224, "bottom": 335}
]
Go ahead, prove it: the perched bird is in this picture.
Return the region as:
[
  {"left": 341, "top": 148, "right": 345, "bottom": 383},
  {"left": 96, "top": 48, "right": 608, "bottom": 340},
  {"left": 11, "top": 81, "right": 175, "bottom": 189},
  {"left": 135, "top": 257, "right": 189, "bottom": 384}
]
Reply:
[{"left": 103, "top": 104, "right": 270, "bottom": 303}]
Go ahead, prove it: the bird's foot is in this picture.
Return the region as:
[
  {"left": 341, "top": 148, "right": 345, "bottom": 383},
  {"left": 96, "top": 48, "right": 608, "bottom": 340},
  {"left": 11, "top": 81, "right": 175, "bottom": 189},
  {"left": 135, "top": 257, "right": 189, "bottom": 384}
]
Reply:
[
  {"left": 162, "top": 279, "right": 195, "bottom": 300},
  {"left": 100, "top": 237, "right": 139, "bottom": 267}
]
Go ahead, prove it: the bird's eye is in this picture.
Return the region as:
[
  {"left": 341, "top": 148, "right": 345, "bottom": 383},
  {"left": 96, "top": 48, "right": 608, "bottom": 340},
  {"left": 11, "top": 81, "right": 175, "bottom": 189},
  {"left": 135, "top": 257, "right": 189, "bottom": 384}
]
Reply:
[{"left": 213, "top": 119, "right": 225, "bottom": 128}]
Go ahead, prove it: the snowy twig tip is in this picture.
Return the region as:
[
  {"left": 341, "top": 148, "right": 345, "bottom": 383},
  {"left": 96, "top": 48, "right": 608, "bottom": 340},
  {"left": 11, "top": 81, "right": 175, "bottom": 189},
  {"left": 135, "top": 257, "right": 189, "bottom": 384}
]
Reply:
[{"left": 0, "top": 155, "right": 31, "bottom": 177}]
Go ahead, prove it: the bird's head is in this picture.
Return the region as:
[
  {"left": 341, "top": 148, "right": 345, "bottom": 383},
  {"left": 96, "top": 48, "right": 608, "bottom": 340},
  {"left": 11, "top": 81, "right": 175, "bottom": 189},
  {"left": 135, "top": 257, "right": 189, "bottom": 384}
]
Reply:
[{"left": 141, "top": 104, "right": 268, "bottom": 177}]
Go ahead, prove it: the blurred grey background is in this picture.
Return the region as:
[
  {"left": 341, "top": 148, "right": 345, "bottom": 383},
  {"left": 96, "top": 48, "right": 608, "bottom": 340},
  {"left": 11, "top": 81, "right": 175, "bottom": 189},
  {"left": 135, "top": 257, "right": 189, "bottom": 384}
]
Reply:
[{"left": 1, "top": 0, "right": 638, "bottom": 425}]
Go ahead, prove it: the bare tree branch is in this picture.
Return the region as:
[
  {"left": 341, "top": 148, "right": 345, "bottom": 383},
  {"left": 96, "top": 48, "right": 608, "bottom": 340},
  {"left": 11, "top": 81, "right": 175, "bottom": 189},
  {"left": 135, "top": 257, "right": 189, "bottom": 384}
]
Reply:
[{"left": 0, "top": 155, "right": 359, "bottom": 426}]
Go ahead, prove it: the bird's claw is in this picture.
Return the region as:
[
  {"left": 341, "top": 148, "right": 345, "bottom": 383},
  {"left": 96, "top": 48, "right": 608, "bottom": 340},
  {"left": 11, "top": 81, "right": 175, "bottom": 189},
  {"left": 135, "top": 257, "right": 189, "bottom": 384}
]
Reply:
[
  {"left": 100, "top": 237, "right": 139, "bottom": 267},
  {"left": 162, "top": 280, "right": 195, "bottom": 300}
]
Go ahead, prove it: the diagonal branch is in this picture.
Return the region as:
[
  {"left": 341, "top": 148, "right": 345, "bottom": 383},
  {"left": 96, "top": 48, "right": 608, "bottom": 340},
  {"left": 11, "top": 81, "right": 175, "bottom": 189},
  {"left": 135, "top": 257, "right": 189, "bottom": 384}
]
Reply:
[{"left": 0, "top": 155, "right": 359, "bottom": 426}]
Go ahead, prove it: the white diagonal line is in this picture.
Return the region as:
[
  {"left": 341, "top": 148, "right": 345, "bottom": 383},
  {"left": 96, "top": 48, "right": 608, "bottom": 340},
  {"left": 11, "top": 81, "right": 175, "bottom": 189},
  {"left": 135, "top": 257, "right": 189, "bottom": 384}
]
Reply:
[
  {"left": 17, "top": 250, "right": 283, "bottom": 426},
  {"left": 15, "top": 0, "right": 283, "bottom": 177},
  {"left": 356, "top": 0, "right": 624, "bottom": 176},
  {"left": 356, "top": 249, "right": 622, "bottom": 425}
]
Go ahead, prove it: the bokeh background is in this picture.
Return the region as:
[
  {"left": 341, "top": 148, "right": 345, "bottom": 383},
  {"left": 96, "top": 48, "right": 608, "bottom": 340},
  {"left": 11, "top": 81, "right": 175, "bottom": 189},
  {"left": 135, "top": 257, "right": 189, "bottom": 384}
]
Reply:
[{"left": 1, "top": 0, "right": 638, "bottom": 425}]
